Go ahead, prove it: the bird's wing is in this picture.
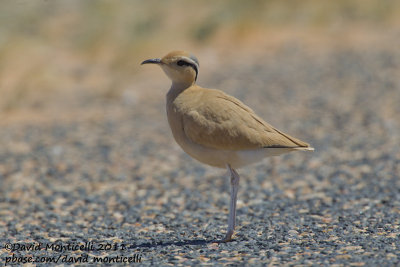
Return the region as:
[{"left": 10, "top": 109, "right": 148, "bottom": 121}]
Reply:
[{"left": 180, "top": 88, "right": 310, "bottom": 151}]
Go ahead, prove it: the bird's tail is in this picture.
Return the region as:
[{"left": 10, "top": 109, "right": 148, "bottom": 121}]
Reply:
[{"left": 294, "top": 146, "right": 314, "bottom": 151}]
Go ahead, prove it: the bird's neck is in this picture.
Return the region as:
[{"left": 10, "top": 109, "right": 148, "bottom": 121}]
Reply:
[{"left": 167, "top": 81, "right": 195, "bottom": 103}]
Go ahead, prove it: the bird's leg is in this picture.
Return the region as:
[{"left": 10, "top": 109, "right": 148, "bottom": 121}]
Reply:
[{"left": 221, "top": 164, "right": 240, "bottom": 242}]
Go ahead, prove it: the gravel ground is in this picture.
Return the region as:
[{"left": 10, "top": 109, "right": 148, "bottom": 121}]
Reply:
[{"left": 1, "top": 43, "right": 400, "bottom": 266}]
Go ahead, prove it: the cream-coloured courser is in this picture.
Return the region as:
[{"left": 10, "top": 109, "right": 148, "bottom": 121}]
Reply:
[{"left": 141, "top": 51, "right": 313, "bottom": 242}]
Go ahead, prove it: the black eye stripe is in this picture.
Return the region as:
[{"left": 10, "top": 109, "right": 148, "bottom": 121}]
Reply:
[
  {"left": 177, "top": 60, "right": 192, "bottom": 67},
  {"left": 176, "top": 59, "right": 198, "bottom": 81}
]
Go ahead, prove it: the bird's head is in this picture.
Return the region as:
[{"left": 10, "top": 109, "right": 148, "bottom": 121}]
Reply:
[{"left": 141, "top": 51, "right": 199, "bottom": 87}]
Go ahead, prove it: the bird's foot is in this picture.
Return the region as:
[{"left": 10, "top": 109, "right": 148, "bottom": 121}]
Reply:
[{"left": 218, "top": 231, "right": 234, "bottom": 243}]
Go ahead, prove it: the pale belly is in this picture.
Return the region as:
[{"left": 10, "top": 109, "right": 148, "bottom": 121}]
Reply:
[{"left": 177, "top": 136, "right": 294, "bottom": 169}]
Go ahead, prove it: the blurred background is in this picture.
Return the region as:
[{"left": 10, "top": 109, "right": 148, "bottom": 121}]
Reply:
[{"left": 1, "top": 0, "right": 399, "bottom": 123}]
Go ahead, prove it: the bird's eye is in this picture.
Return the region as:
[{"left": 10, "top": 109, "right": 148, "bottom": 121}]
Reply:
[{"left": 177, "top": 60, "right": 186, "bottom": 66}]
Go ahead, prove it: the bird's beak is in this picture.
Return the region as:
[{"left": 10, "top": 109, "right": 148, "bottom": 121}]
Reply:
[{"left": 141, "top": 58, "right": 162, "bottom": 65}]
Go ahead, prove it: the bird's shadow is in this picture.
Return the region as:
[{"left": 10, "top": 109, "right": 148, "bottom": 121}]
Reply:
[{"left": 128, "top": 238, "right": 223, "bottom": 249}]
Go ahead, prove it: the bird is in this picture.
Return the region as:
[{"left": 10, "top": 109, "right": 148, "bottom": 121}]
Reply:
[{"left": 141, "top": 50, "right": 314, "bottom": 242}]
